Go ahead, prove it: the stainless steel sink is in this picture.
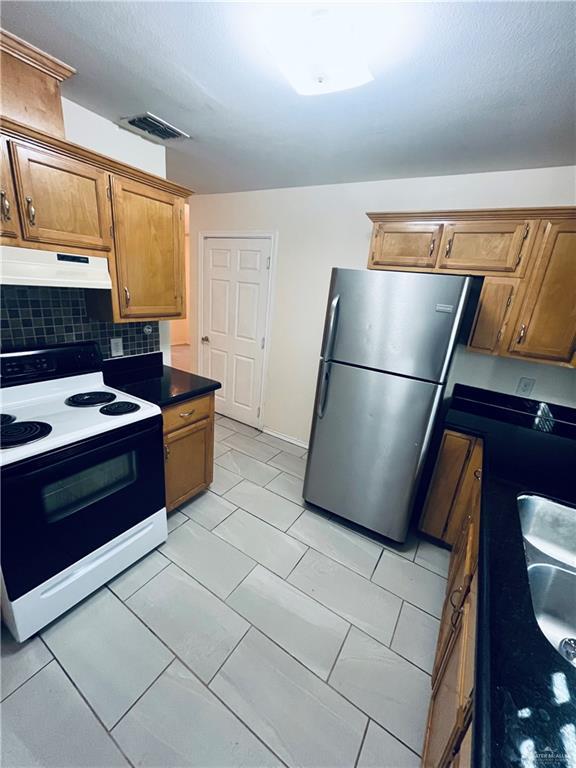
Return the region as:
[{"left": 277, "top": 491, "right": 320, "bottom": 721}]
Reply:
[
  {"left": 518, "top": 494, "right": 576, "bottom": 665},
  {"left": 518, "top": 494, "right": 576, "bottom": 570}
]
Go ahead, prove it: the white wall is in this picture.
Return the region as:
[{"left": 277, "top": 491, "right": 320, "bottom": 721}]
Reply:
[
  {"left": 189, "top": 165, "right": 576, "bottom": 443},
  {"left": 61, "top": 98, "right": 172, "bottom": 362}
]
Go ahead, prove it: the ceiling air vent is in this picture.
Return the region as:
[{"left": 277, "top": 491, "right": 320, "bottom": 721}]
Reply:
[{"left": 118, "top": 112, "right": 190, "bottom": 144}]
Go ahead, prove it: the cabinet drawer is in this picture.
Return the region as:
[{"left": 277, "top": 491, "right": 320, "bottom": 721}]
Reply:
[{"left": 163, "top": 394, "right": 213, "bottom": 433}]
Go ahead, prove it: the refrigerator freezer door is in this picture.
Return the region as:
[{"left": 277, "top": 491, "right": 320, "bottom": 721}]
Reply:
[
  {"left": 321, "top": 268, "right": 470, "bottom": 382},
  {"left": 304, "top": 361, "right": 442, "bottom": 542}
]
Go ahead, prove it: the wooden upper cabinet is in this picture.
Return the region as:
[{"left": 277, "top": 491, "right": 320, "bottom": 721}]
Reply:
[
  {"left": 111, "top": 176, "right": 184, "bottom": 319},
  {"left": 368, "top": 222, "right": 442, "bottom": 268},
  {"left": 507, "top": 220, "right": 576, "bottom": 363},
  {"left": 469, "top": 277, "right": 518, "bottom": 353},
  {"left": 437, "top": 220, "right": 536, "bottom": 274},
  {"left": 10, "top": 141, "right": 113, "bottom": 250},
  {"left": 0, "top": 137, "right": 20, "bottom": 238}
]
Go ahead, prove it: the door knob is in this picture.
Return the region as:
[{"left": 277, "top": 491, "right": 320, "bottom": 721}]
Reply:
[{"left": 201, "top": 336, "right": 210, "bottom": 343}]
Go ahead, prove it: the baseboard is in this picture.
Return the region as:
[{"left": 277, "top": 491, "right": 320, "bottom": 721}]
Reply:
[{"left": 262, "top": 426, "right": 308, "bottom": 450}]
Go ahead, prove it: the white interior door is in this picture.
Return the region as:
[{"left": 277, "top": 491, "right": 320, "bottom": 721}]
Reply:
[{"left": 201, "top": 236, "right": 272, "bottom": 427}]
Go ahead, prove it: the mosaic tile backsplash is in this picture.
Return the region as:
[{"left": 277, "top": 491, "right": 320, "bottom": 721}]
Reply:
[{"left": 1, "top": 286, "right": 160, "bottom": 359}]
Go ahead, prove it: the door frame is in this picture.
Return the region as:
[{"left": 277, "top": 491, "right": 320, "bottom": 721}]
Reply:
[{"left": 197, "top": 231, "right": 277, "bottom": 430}]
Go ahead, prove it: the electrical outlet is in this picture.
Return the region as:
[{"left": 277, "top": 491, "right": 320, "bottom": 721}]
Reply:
[
  {"left": 110, "top": 338, "right": 124, "bottom": 357},
  {"left": 516, "top": 377, "right": 536, "bottom": 396}
]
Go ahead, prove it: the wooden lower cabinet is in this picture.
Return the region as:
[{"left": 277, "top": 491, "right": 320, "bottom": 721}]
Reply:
[
  {"left": 421, "top": 428, "right": 481, "bottom": 767},
  {"left": 419, "top": 431, "right": 483, "bottom": 546},
  {"left": 163, "top": 393, "right": 214, "bottom": 512}
]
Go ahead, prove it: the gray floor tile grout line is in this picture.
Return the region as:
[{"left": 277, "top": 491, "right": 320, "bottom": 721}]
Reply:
[
  {"left": 219, "top": 437, "right": 284, "bottom": 463},
  {"left": 205, "top": 623, "right": 251, "bottom": 689},
  {"left": 214, "top": 450, "right": 283, "bottom": 481},
  {"left": 388, "top": 599, "right": 404, "bottom": 651},
  {"left": 212, "top": 504, "right": 304, "bottom": 541},
  {"left": 36, "top": 656, "right": 139, "bottom": 767},
  {"left": 368, "top": 546, "right": 384, "bottom": 581},
  {"left": 353, "top": 717, "right": 370, "bottom": 768},
  {"left": 326, "top": 623, "right": 353, "bottom": 683},
  {"left": 0, "top": 653, "right": 54, "bottom": 704},
  {"left": 110, "top": 558, "right": 172, "bottom": 602},
  {"left": 283, "top": 543, "right": 310, "bottom": 581},
  {"left": 108, "top": 654, "right": 174, "bottom": 731}
]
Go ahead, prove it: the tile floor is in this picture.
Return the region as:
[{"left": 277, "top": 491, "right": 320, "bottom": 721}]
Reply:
[{"left": 1, "top": 414, "right": 450, "bottom": 768}]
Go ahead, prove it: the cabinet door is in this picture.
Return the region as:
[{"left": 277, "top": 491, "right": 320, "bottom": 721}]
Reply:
[
  {"left": 0, "top": 137, "right": 20, "bottom": 238},
  {"left": 419, "top": 431, "right": 474, "bottom": 541},
  {"left": 422, "top": 577, "right": 477, "bottom": 767},
  {"left": 444, "top": 440, "right": 483, "bottom": 547},
  {"left": 438, "top": 220, "right": 535, "bottom": 274},
  {"left": 111, "top": 176, "right": 184, "bottom": 318},
  {"left": 507, "top": 220, "right": 576, "bottom": 363},
  {"left": 468, "top": 278, "right": 518, "bottom": 353},
  {"left": 450, "top": 719, "right": 473, "bottom": 768},
  {"left": 368, "top": 222, "right": 442, "bottom": 269},
  {"left": 164, "top": 418, "right": 213, "bottom": 511},
  {"left": 10, "top": 141, "right": 113, "bottom": 250}
]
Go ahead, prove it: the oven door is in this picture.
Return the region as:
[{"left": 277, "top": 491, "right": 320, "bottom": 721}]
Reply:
[{"left": 1, "top": 415, "right": 165, "bottom": 601}]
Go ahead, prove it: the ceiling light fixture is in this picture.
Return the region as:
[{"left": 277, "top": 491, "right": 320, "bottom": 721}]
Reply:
[{"left": 260, "top": 5, "right": 374, "bottom": 96}]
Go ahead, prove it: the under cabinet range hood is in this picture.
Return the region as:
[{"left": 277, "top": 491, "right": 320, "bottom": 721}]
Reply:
[{"left": 0, "top": 246, "right": 112, "bottom": 290}]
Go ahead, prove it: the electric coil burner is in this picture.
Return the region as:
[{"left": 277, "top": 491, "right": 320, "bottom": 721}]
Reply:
[
  {"left": 0, "top": 342, "right": 167, "bottom": 643},
  {"left": 100, "top": 401, "right": 141, "bottom": 416},
  {"left": 65, "top": 391, "right": 117, "bottom": 407},
  {"left": 0, "top": 420, "right": 52, "bottom": 449}
]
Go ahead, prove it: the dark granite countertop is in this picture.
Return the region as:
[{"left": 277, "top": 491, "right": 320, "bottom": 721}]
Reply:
[
  {"left": 445, "top": 385, "right": 576, "bottom": 768},
  {"left": 103, "top": 352, "right": 221, "bottom": 407}
]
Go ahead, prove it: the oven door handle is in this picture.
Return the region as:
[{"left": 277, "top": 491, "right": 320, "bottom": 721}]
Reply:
[{"left": 40, "top": 519, "right": 155, "bottom": 598}]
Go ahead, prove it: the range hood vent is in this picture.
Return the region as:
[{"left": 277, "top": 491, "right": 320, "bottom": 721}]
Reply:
[
  {"left": 0, "top": 246, "right": 112, "bottom": 290},
  {"left": 118, "top": 112, "right": 190, "bottom": 144}
]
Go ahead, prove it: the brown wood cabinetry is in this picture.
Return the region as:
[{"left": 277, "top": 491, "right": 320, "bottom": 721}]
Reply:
[
  {"left": 469, "top": 277, "right": 519, "bottom": 353},
  {"left": 0, "top": 136, "right": 20, "bottom": 238},
  {"left": 369, "top": 222, "right": 442, "bottom": 268},
  {"left": 111, "top": 176, "right": 184, "bottom": 318},
  {"left": 10, "top": 141, "right": 113, "bottom": 250},
  {"left": 420, "top": 428, "right": 481, "bottom": 766},
  {"left": 419, "top": 431, "right": 482, "bottom": 546},
  {"left": 507, "top": 220, "right": 576, "bottom": 363},
  {"left": 367, "top": 208, "right": 575, "bottom": 367},
  {"left": 163, "top": 393, "right": 214, "bottom": 512},
  {"left": 437, "top": 220, "right": 535, "bottom": 274}
]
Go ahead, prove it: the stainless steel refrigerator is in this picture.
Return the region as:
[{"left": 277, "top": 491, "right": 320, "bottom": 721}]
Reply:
[{"left": 303, "top": 268, "right": 479, "bottom": 543}]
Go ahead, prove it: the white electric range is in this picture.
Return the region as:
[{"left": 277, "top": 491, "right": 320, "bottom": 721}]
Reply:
[{"left": 0, "top": 343, "right": 167, "bottom": 642}]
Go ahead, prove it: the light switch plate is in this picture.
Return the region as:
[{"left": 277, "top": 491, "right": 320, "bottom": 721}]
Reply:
[
  {"left": 110, "top": 337, "right": 124, "bottom": 357},
  {"left": 516, "top": 377, "right": 536, "bottom": 396}
]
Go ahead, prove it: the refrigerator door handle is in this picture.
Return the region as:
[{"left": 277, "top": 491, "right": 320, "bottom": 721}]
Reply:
[
  {"left": 316, "top": 361, "right": 331, "bottom": 419},
  {"left": 323, "top": 294, "right": 340, "bottom": 360}
]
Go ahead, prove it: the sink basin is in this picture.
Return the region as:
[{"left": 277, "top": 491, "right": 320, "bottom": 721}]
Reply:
[
  {"left": 518, "top": 494, "right": 576, "bottom": 665},
  {"left": 518, "top": 494, "right": 576, "bottom": 570},
  {"left": 526, "top": 564, "right": 576, "bottom": 666}
]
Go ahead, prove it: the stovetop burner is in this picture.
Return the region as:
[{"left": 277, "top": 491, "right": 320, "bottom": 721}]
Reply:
[
  {"left": 0, "top": 421, "right": 53, "bottom": 449},
  {"left": 1, "top": 414, "right": 16, "bottom": 427},
  {"left": 100, "top": 401, "right": 141, "bottom": 416},
  {"left": 65, "top": 392, "right": 117, "bottom": 408}
]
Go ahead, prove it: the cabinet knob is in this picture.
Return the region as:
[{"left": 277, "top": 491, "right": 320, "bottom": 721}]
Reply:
[
  {"left": 25, "top": 196, "right": 36, "bottom": 226},
  {"left": 179, "top": 410, "right": 196, "bottom": 418},
  {"left": 164, "top": 444, "right": 170, "bottom": 460},
  {"left": 1, "top": 190, "right": 11, "bottom": 221},
  {"left": 124, "top": 286, "right": 131, "bottom": 306},
  {"left": 474, "top": 469, "right": 482, "bottom": 480},
  {"left": 444, "top": 237, "right": 453, "bottom": 258},
  {"left": 428, "top": 238, "right": 436, "bottom": 257}
]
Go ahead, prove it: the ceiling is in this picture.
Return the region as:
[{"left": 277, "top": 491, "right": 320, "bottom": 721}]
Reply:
[{"left": 2, "top": 2, "right": 575, "bottom": 193}]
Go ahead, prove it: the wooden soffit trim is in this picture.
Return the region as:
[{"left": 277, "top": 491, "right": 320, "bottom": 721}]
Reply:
[
  {"left": 367, "top": 207, "right": 576, "bottom": 223},
  {"left": 0, "top": 28, "right": 76, "bottom": 82}
]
